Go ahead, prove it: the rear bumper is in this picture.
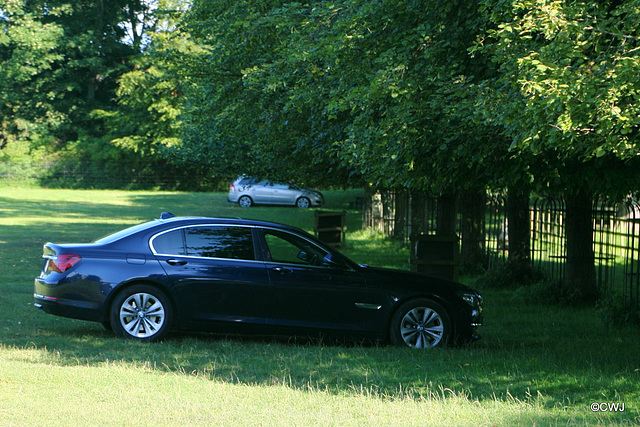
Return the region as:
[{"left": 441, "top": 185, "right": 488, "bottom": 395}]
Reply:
[
  {"left": 34, "top": 278, "right": 105, "bottom": 322},
  {"left": 34, "top": 294, "right": 105, "bottom": 322}
]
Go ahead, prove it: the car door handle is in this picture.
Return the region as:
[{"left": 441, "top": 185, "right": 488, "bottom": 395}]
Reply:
[
  {"left": 166, "top": 259, "right": 188, "bottom": 266},
  {"left": 271, "top": 266, "right": 292, "bottom": 274}
]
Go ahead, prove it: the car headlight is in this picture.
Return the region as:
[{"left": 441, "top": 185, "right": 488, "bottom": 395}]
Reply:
[{"left": 458, "top": 291, "right": 482, "bottom": 308}]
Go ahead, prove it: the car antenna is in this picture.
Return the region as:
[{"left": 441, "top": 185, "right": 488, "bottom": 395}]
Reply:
[{"left": 160, "top": 212, "right": 175, "bottom": 220}]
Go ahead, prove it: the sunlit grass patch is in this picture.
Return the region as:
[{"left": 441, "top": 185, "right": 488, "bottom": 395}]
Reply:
[{"left": 344, "top": 228, "right": 410, "bottom": 268}]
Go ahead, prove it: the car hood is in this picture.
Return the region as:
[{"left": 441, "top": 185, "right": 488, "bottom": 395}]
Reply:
[{"left": 358, "top": 265, "right": 475, "bottom": 294}]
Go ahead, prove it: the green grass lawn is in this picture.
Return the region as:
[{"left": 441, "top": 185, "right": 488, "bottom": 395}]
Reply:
[{"left": 1, "top": 187, "right": 639, "bottom": 426}]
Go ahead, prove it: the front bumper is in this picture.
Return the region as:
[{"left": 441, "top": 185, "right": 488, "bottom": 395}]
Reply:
[
  {"left": 466, "top": 300, "right": 483, "bottom": 342},
  {"left": 309, "top": 193, "right": 324, "bottom": 207}
]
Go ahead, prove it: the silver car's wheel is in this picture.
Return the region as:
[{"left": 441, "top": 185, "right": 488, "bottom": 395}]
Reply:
[
  {"left": 296, "top": 197, "right": 310, "bottom": 208},
  {"left": 238, "top": 196, "right": 253, "bottom": 208},
  {"left": 110, "top": 285, "right": 172, "bottom": 342},
  {"left": 390, "top": 299, "right": 451, "bottom": 349}
]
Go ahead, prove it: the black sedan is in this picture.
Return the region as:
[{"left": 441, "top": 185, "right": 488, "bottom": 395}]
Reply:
[{"left": 34, "top": 214, "right": 483, "bottom": 348}]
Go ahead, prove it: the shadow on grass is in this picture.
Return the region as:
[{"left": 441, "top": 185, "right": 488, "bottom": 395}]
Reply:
[{"left": 3, "top": 290, "right": 640, "bottom": 416}]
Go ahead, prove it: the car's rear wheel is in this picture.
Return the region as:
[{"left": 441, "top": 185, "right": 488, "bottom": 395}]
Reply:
[
  {"left": 110, "top": 285, "right": 172, "bottom": 342},
  {"left": 296, "top": 197, "right": 310, "bottom": 208},
  {"left": 238, "top": 195, "right": 253, "bottom": 208},
  {"left": 390, "top": 299, "right": 451, "bottom": 349}
]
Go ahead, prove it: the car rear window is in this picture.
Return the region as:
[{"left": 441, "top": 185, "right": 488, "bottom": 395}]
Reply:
[
  {"left": 238, "top": 177, "right": 258, "bottom": 185},
  {"left": 94, "top": 220, "right": 160, "bottom": 244}
]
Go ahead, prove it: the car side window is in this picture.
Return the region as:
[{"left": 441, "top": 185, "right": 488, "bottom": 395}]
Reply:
[
  {"left": 263, "top": 230, "right": 328, "bottom": 267},
  {"left": 185, "top": 226, "right": 255, "bottom": 260},
  {"left": 152, "top": 229, "right": 186, "bottom": 255}
]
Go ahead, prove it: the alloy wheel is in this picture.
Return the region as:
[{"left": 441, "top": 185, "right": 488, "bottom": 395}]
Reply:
[
  {"left": 118, "top": 292, "right": 166, "bottom": 339},
  {"left": 399, "top": 306, "right": 445, "bottom": 349}
]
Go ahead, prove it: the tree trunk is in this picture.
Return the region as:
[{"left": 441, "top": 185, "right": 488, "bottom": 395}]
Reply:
[
  {"left": 564, "top": 189, "right": 598, "bottom": 302},
  {"left": 436, "top": 192, "right": 457, "bottom": 237},
  {"left": 381, "top": 191, "right": 394, "bottom": 235},
  {"left": 362, "top": 191, "right": 373, "bottom": 231},
  {"left": 507, "top": 185, "right": 531, "bottom": 275},
  {"left": 460, "top": 188, "right": 486, "bottom": 272},
  {"left": 410, "top": 190, "right": 427, "bottom": 235},
  {"left": 393, "top": 189, "right": 408, "bottom": 240}
]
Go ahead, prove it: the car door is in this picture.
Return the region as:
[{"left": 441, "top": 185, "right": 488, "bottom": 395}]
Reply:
[
  {"left": 151, "top": 225, "right": 270, "bottom": 330},
  {"left": 257, "top": 228, "right": 373, "bottom": 333},
  {"left": 270, "top": 183, "right": 296, "bottom": 205},
  {"left": 251, "top": 180, "right": 274, "bottom": 204}
]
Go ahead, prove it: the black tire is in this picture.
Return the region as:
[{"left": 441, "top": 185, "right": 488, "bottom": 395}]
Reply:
[
  {"left": 110, "top": 285, "right": 172, "bottom": 342},
  {"left": 238, "top": 196, "right": 253, "bottom": 208},
  {"left": 390, "top": 299, "right": 451, "bottom": 349},
  {"left": 296, "top": 197, "right": 311, "bottom": 208}
]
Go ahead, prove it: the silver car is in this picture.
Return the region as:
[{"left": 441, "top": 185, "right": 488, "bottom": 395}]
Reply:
[{"left": 228, "top": 176, "right": 324, "bottom": 208}]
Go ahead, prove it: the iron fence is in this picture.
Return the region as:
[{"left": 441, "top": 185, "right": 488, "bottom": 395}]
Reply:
[{"left": 362, "top": 191, "right": 640, "bottom": 310}]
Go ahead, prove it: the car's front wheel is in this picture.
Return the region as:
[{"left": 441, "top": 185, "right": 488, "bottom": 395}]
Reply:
[
  {"left": 110, "top": 285, "right": 172, "bottom": 342},
  {"left": 238, "top": 195, "right": 253, "bottom": 208},
  {"left": 296, "top": 197, "right": 311, "bottom": 208},
  {"left": 390, "top": 299, "right": 451, "bottom": 349}
]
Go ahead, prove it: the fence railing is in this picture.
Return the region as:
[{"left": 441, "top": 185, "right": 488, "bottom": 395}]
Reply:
[
  {"left": 362, "top": 191, "right": 640, "bottom": 311},
  {"left": 0, "top": 160, "right": 209, "bottom": 190}
]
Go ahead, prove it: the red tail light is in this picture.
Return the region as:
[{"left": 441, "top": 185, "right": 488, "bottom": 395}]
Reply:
[
  {"left": 230, "top": 184, "right": 236, "bottom": 192},
  {"left": 47, "top": 254, "right": 82, "bottom": 273}
]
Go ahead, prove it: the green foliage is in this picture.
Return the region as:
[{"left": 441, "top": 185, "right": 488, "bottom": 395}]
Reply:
[
  {"left": 512, "top": 277, "right": 584, "bottom": 306},
  {"left": 476, "top": 0, "right": 640, "bottom": 194},
  {"left": 0, "top": 0, "right": 197, "bottom": 189},
  {"left": 177, "top": 0, "right": 505, "bottom": 190},
  {"left": 83, "top": 1, "right": 201, "bottom": 189},
  {"left": 597, "top": 292, "right": 640, "bottom": 327},
  {"left": 0, "top": 2, "right": 65, "bottom": 147},
  {"left": 472, "top": 260, "right": 544, "bottom": 289},
  {"left": 5, "top": 0, "right": 640, "bottom": 198},
  {"left": 174, "top": 0, "right": 337, "bottom": 186},
  {"left": 472, "top": 260, "right": 594, "bottom": 307}
]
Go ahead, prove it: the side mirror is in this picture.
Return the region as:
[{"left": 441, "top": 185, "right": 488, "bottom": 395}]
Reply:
[
  {"left": 297, "top": 250, "right": 310, "bottom": 262},
  {"left": 322, "top": 253, "right": 342, "bottom": 268}
]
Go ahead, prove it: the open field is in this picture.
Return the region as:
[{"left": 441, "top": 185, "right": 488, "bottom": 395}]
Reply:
[{"left": 1, "top": 187, "right": 639, "bottom": 426}]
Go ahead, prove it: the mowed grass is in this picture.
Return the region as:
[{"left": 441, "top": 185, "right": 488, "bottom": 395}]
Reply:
[{"left": 1, "top": 187, "right": 639, "bottom": 426}]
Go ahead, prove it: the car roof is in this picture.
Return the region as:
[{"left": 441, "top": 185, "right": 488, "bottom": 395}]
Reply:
[
  {"left": 95, "top": 214, "right": 304, "bottom": 244},
  {"left": 158, "top": 215, "right": 296, "bottom": 229}
]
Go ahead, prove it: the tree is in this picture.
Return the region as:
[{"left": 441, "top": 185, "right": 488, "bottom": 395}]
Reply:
[
  {"left": 477, "top": 0, "right": 640, "bottom": 300},
  {"left": 0, "top": 2, "right": 65, "bottom": 148},
  {"left": 90, "top": 0, "right": 201, "bottom": 189},
  {"left": 174, "top": 0, "right": 339, "bottom": 186},
  {"left": 178, "top": 0, "right": 510, "bottom": 193},
  {"left": 1, "top": 0, "right": 182, "bottom": 187}
]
